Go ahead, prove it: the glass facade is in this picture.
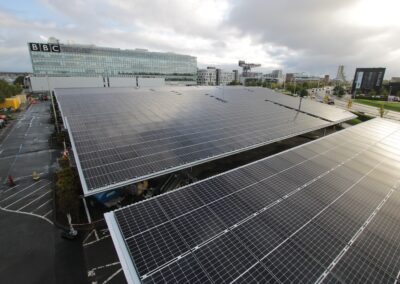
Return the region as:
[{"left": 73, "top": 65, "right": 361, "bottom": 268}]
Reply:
[{"left": 28, "top": 43, "right": 197, "bottom": 83}]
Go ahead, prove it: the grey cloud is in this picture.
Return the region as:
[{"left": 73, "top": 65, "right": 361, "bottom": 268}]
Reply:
[{"left": 227, "top": 0, "right": 400, "bottom": 77}]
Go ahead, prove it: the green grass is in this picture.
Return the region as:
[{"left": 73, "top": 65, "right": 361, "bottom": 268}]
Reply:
[
  {"left": 354, "top": 99, "right": 400, "bottom": 112},
  {"left": 346, "top": 118, "right": 363, "bottom": 125}
]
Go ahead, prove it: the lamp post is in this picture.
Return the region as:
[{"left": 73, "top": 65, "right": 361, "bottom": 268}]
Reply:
[
  {"left": 47, "top": 75, "right": 59, "bottom": 133},
  {"left": 388, "top": 85, "right": 392, "bottom": 102}
]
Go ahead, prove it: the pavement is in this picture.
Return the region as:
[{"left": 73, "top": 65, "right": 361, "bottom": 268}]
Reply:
[
  {"left": 83, "top": 224, "right": 127, "bottom": 284},
  {"left": 0, "top": 101, "right": 88, "bottom": 284}
]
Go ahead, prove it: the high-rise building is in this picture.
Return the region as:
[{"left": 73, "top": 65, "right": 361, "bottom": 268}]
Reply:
[
  {"left": 351, "top": 68, "right": 386, "bottom": 94},
  {"left": 28, "top": 39, "right": 197, "bottom": 85},
  {"left": 335, "top": 65, "right": 346, "bottom": 82}
]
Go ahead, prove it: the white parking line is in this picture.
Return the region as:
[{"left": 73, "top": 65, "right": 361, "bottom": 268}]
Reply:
[
  {"left": 43, "top": 209, "right": 52, "bottom": 217},
  {"left": 1, "top": 181, "right": 45, "bottom": 202},
  {"left": 0, "top": 206, "right": 54, "bottom": 225},
  {"left": 103, "top": 268, "right": 122, "bottom": 284},
  {"left": 2, "top": 184, "right": 20, "bottom": 193},
  {"left": 3, "top": 182, "right": 51, "bottom": 209},
  {"left": 35, "top": 199, "right": 52, "bottom": 211},
  {"left": 17, "top": 190, "right": 51, "bottom": 211}
]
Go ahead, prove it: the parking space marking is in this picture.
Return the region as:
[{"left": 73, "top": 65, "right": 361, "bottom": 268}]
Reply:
[
  {"left": 2, "top": 184, "right": 20, "bottom": 193},
  {"left": 83, "top": 234, "right": 111, "bottom": 247},
  {"left": 3, "top": 181, "right": 51, "bottom": 209},
  {"left": 0, "top": 206, "right": 54, "bottom": 225},
  {"left": 1, "top": 181, "right": 44, "bottom": 202},
  {"left": 34, "top": 199, "right": 52, "bottom": 211},
  {"left": 43, "top": 209, "right": 52, "bottom": 217},
  {"left": 17, "top": 190, "right": 51, "bottom": 211},
  {"left": 103, "top": 268, "right": 123, "bottom": 284}
]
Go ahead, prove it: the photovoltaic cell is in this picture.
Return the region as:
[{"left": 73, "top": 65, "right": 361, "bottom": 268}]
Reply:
[
  {"left": 107, "top": 118, "right": 400, "bottom": 284},
  {"left": 56, "top": 86, "right": 355, "bottom": 195}
]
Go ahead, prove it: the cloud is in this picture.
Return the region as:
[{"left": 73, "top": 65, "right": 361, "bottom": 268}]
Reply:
[
  {"left": 227, "top": 0, "right": 400, "bottom": 77},
  {"left": 0, "top": 0, "right": 399, "bottom": 78}
]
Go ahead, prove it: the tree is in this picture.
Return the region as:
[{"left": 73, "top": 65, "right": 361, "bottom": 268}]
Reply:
[
  {"left": 379, "top": 88, "right": 388, "bottom": 98},
  {"left": 298, "top": 88, "right": 308, "bottom": 109},
  {"left": 228, "top": 80, "right": 241, "bottom": 86},
  {"left": 333, "top": 86, "right": 345, "bottom": 97},
  {"left": 299, "top": 88, "right": 308, "bottom": 98},
  {"left": 56, "top": 163, "right": 80, "bottom": 219},
  {"left": 347, "top": 99, "right": 353, "bottom": 109},
  {"left": 0, "top": 79, "right": 22, "bottom": 103},
  {"left": 368, "top": 89, "right": 377, "bottom": 97},
  {"left": 13, "top": 75, "right": 25, "bottom": 87},
  {"left": 378, "top": 103, "right": 388, "bottom": 118}
]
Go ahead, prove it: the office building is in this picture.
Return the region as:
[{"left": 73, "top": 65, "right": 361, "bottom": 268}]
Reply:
[
  {"left": 233, "top": 70, "right": 239, "bottom": 82},
  {"left": 197, "top": 67, "right": 235, "bottom": 86},
  {"left": 28, "top": 38, "right": 197, "bottom": 85},
  {"left": 197, "top": 67, "right": 217, "bottom": 85},
  {"left": 285, "top": 73, "right": 321, "bottom": 83},
  {"left": 351, "top": 68, "right": 386, "bottom": 94},
  {"left": 264, "top": 69, "right": 284, "bottom": 84},
  {"left": 216, "top": 69, "right": 235, "bottom": 85}
]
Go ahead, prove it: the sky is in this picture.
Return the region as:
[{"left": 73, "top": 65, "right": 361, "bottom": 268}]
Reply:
[{"left": 1, "top": 0, "right": 400, "bottom": 79}]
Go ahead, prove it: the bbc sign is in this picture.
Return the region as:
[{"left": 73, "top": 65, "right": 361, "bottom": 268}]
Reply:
[{"left": 29, "top": 43, "right": 60, "bottom": 53}]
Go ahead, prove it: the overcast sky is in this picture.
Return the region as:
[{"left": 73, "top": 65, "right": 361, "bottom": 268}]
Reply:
[{"left": 1, "top": 0, "right": 399, "bottom": 78}]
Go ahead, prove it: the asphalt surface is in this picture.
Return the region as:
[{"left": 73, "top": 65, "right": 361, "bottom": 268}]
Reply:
[
  {"left": 83, "top": 226, "right": 126, "bottom": 284},
  {"left": 0, "top": 101, "right": 88, "bottom": 284}
]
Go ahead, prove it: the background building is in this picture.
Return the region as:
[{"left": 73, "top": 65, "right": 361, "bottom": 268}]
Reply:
[
  {"left": 28, "top": 38, "right": 197, "bottom": 86},
  {"left": 285, "top": 72, "right": 322, "bottom": 83},
  {"left": 197, "top": 67, "right": 217, "bottom": 85},
  {"left": 351, "top": 67, "right": 386, "bottom": 94},
  {"left": 264, "top": 69, "right": 284, "bottom": 83},
  {"left": 216, "top": 69, "right": 235, "bottom": 85},
  {"left": 334, "top": 65, "right": 347, "bottom": 82},
  {"left": 197, "top": 67, "right": 235, "bottom": 86}
]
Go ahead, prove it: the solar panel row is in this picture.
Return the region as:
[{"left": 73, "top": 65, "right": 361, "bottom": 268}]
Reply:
[
  {"left": 106, "top": 118, "right": 400, "bottom": 284},
  {"left": 56, "top": 86, "right": 355, "bottom": 195}
]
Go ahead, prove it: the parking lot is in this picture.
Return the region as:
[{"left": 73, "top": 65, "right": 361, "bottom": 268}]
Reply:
[
  {"left": 0, "top": 101, "right": 88, "bottom": 283},
  {"left": 0, "top": 178, "right": 53, "bottom": 224},
  {"left": 0, "top": 101, "right": 57, "bottom": 223},
  {"left": 83, "top": 226, "right": 126, "bottom": 284}
]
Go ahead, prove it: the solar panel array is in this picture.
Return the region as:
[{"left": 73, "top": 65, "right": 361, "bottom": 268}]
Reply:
[
  {"left": 106, "top": 118, "right": 400, "bottom": 284},
  {"left": 55, "top": 86, "right": 354, "bottom": 195}
]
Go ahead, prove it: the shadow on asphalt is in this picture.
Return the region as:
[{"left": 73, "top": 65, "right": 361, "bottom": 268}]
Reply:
[{"left": 0, "top": 209, "right": 88, "bottom": 284}]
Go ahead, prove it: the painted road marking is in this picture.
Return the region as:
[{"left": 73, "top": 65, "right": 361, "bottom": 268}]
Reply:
[
  {"left": 103, "top": 268, "right": 123, "bottom": 284},
  {"left": 43, "top": 210, "right": 52, "bottom": 217},
  {"left": 34, "top": 199, "right": 52, "bottom": 211},
  {"left": 3, "top": 182, "right": 51, "bottom": 209},
  {"left": 1, "top": 181, "right": 44, "bottom": 202},
  {"left": 2, "top": 184, "right": 20, "bottom": 193},
  {"left": 17, "top": 190, "right": 51, "bottom": 211}
]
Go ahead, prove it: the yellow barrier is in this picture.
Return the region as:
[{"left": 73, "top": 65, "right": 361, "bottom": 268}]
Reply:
[{"left": 0, "top": 97, "right": 21, "bottom": 110}]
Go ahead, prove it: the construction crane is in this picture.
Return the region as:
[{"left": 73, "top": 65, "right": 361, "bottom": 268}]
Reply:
[{"left": 239, "top": 60, "right": 261, "bottom": 77}]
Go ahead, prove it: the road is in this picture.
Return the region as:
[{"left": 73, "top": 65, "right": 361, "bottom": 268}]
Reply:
[
  {"left": 309, "top": 89, "right": 400, "bottom": 121},
  {"left": 334, "top": 96, "right": 400, "bottom": 121},
  {"left": 0, "top": 101, "right": 87, "bottom": 284}
]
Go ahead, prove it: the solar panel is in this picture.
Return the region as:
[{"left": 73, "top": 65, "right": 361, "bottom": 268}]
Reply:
[
  {"left": 105, "top": 118, "right": 400, "bottom": 283},
  {"left": 55, "top": 86, "right": 355, "bottom": 195}
]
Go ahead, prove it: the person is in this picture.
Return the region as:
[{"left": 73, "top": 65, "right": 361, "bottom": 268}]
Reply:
[{"left": 7, "top": 175, "right": 15, "bottom": 187}]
